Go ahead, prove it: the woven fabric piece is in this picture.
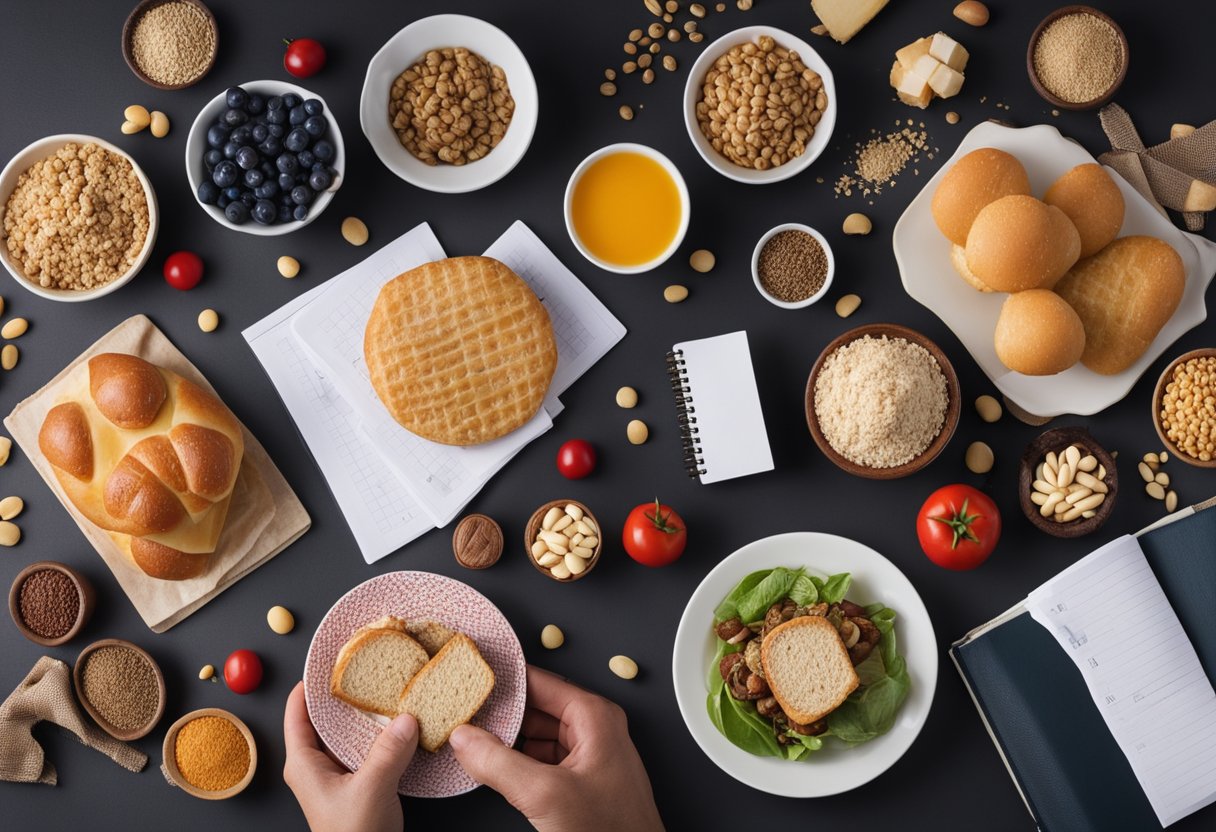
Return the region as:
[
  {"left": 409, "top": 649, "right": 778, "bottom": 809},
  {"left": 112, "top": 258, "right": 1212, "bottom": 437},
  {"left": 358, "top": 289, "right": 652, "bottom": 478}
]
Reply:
[
  {"left": 1099, "top": 104, "right": 1216, "bottom": 231},
  {"left": 0, "top": 656, "right": 147, "bottom": 785}
]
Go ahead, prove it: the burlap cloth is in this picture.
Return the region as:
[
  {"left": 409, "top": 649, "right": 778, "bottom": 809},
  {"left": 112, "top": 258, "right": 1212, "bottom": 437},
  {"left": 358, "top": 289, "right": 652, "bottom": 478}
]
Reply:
[
  {"left": 0, "top": 657, "right": 146, "bottom": 785},
  {"left": 4, "top": 315, "right": 311, "bottom": 632},
  {"left": 1099, "top": 104, "right": 1216, "bottom": 231}
]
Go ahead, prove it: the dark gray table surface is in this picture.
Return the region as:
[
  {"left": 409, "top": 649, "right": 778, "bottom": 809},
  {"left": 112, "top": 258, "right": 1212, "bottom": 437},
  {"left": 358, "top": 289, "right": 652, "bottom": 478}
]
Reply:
[{"left": 2, "top": 1, "right": 1213, "bottom": 830}]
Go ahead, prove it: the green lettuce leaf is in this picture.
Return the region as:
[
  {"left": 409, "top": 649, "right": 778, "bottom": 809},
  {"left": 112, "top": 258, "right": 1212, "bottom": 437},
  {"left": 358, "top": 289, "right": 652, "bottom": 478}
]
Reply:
[
  {"left": 818, "top": 572, "right": 853, "bottom": 604},
  {"left": 788, "top": 573, "right": 819, "bottom": 606},
  {"left": 825, "top": 605, "right": 910, "bottom": 744},
  {"left": 713, "top": 569, "right": 772, "bottom": 623},
  {"left": 735, "top": 567, "right": 803, "bottom": 623}
]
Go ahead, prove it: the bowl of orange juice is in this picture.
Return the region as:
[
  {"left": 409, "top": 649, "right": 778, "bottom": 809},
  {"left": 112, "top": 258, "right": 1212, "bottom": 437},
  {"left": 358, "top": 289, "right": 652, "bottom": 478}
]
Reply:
[{"left": 564, "top": 143, "right": 689, "bottom": 274}]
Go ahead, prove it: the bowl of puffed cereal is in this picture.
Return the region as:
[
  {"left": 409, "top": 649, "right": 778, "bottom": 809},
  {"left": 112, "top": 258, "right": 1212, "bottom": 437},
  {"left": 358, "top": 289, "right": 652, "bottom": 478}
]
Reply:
[
  {"left": 684, "top": 26, "right": 837, "bottom": 185},
  {"left": 0, "top": 134, "right": 157, "bottom": 301},
  {"left": 359, "top": 14, "right": 539, "bottom": 194}
]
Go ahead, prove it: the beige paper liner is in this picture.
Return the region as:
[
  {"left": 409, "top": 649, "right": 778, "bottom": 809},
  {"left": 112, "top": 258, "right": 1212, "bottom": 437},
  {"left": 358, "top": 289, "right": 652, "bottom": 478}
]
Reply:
[{"left": 4, "top": 314, "right": 311, "bottom": 632}]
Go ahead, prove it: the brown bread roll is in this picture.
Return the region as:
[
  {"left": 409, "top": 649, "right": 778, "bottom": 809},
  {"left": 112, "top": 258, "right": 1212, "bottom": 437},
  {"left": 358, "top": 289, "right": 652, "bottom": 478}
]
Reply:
[
  {"left": 965, "top": 195, "right": 1081, "bottom": 292},
  {"left": 1044, "top": 164, "right": 1125, "bottom": 258},
  {"left": 931, "top": 148, "right": 1032, "bottom": 246},
  {"left": 994, "top": 289, "right": 1086, "bottom": 376}
]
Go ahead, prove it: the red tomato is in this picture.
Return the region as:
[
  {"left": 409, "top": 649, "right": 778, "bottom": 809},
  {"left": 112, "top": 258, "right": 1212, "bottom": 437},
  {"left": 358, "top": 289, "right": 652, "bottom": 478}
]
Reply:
[
  {"left": 163, "top": 251, "right": 203, "bottom": 290},
  {"left": 556, "top": 439, "right": 596, "bottom": 479},
  {"left": 916, "top": 484, "right": 1001, "bottom": 570},
  {"left": 223, "top": 649, "right": 263, "bottom": 695},
  {"left": 283, "top": 38, "right": 327, "bottom": 78},
  {"left": 622, "top": 499, "right": 687, "bottom": 567}
]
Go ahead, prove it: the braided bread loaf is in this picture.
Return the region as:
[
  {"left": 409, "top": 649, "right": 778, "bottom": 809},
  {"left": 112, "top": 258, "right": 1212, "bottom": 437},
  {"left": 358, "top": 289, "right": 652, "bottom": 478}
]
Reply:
[{"left": 38, "top": 353, "right": 244, "bottom": 580}]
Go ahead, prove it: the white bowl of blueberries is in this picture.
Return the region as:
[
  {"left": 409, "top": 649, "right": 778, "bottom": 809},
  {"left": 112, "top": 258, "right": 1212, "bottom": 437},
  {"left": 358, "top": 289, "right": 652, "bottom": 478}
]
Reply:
[{"left": 185, "top": 80, "right": 344, "bottom": 235}]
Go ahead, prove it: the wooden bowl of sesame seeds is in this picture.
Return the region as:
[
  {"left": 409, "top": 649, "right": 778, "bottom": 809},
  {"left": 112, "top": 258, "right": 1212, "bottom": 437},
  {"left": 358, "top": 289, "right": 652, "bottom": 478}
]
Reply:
[
  {"left": 1026, "top": 5, "right": 1128, "bottom": 111},
  {"left": 122, "top": 0, "right": 218, "bottom": 91},
  {"left": 72, "top": 638, "right": 166, "bottom": 741}
]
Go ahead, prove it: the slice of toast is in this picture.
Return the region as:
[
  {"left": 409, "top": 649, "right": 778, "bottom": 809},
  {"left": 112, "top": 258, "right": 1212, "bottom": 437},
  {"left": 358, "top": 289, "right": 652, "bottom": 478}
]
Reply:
[
  {"left": 760, "top": 615, "right": 860, "bottom": 725},
  {"left": 331, "top": 616, "right": 430, "bottom": 718},
  {"left": 407, "top": 619, "right": 456, "bottom": 657},
  {"left": 397, "top": 632, "right": 495, "bottom": 752}
]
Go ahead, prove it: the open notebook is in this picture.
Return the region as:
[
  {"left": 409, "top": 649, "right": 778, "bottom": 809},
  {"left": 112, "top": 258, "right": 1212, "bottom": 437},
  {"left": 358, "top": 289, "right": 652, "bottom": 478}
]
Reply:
[{"left": 667, "top": 331, "right": 773, "bottom": 484}]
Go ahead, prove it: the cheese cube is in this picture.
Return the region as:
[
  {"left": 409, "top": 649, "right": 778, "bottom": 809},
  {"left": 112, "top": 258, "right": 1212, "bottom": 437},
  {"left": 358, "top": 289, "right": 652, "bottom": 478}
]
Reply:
[
  {"left": 930, "top": 32, "right": 969, "bottom": 72},
  {"left": 895, "top": 37, "right": 933, "bottom": 71},
  {"left": 928, "top": 63, "right": 965, "bottom": 98},
  {"left": 896, "top": 68, "right": 933, "bottom": 109},
  {"left": 911, "top": 54, "right": 944, "bottom": 82},
  {"left": 812, "top": 0, "right": 890, "bottom": 44}
]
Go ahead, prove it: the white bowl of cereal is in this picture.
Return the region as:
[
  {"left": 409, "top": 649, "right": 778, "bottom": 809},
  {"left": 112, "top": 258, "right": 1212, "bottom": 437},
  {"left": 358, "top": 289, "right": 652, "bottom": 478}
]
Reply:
[
  {"left": 0, "top": 135, "right": 157, "bottom": 302},
  {"left": 751, "top": 223, "right": 835, "bottom": 309},
  {"left": 360, "top": 14, "right": 539, "bottom": 194},
  {"left": 683, "top": 26, "right": 837, "bottom": 185}
]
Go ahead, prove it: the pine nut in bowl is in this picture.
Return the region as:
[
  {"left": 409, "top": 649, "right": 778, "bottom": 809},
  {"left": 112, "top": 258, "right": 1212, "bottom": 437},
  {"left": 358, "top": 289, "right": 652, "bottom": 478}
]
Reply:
[
  {"left": 1018, "top": 427, "right": 1118, "bottom": 537},
  {"left": 683, "top": 25, "right": 837, "bottom": 184},
  {"left": 564, "top": 143, "right": 690, "bottom": 274},
  {"left": 0, "top": 135, "right": 157, "bottom": 302},
  {"left": 162, "top": 708, "right": 257, "bottom": 800},
  {"left": 751, "top": 223, "right": 834, "bottom": 309},
  {"left": 525, "top": 500, "right": 602, "bottom": 582}
]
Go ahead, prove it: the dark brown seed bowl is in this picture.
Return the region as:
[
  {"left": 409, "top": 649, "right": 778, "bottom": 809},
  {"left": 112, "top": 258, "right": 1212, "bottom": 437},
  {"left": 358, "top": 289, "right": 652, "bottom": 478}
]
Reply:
[
  {"left": 524, "top": 499, "right": 602, "bottom": 582},
  {"left": 8, "top": 561, "right": 95, "bottom": 647},
  {"left": 72, "top": 638, "right": 166, "bottom": 741},
  {"left": 805, "top": 323, "right": 961, "bottom": 480},
  {"left": 121, "top": 0, "right": 218, "bottom": 90},
  {"left": 1018, "top": 426, "right": 1118, "bottom": 538},
  {"left": 1026, "top": 5, "right": 1128, "bottom": 111}
]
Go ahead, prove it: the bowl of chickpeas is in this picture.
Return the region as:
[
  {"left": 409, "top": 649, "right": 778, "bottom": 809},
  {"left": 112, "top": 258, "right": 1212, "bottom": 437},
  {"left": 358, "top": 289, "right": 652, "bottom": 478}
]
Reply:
[{"left": 1153, "top": 348, "right": 1216, "bottom": 468}]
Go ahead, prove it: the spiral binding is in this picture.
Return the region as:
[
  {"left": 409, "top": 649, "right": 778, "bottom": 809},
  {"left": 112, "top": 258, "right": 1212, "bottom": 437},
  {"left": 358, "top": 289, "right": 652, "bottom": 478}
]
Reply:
[{"left": 666, "top": 350, "right": 706, "bottom": 478}]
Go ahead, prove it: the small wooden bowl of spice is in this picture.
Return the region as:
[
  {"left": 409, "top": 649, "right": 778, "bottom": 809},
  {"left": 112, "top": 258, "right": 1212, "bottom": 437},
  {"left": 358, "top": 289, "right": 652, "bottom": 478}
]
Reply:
[
  {"left": 122, "top": 0, "right": 218, "bottom": 90},
  {"left": 162, "top": 708, "right": 257, "bottom": 800},
  {"left": 8, "top": 561, "right": 95, "bottom": 647},
  {"left": 1152, "top": 349, "right": 1216, "bottom": 468},
  {"left": 525, "top": 500, "right": 602, "bottom": 582},
  {"left": 1027, "top": 5, "right": 1128, "bottom": 110},
  {"left": 73, "top": 639, "right": 166, "bottom": 741},
  {"left": 751, "top": 223, "right": 835, "bottom": 309},
  {"left": 1018, "top": 427, "right": 1118, "bottom": 538},
  {"left": 805, "top": 323, "right": 961, "bottom": 479}
]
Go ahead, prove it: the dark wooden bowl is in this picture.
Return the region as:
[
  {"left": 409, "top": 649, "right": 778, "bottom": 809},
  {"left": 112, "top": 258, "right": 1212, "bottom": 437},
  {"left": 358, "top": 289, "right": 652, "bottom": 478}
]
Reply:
[
  {"left": 1026, "top": 5, "right": 1128, "bottom": 111},
  {"left": 72, "top": 638, "right": 166, "bottom": 741},
  {"left": 162, "top": 708, "right": 257, "bottom": 800},
  {"left": 1151, "top": 348, "right": 1216, "bottom": 468},
  {"left": 8, "top": 561, "right": 95, "bottom": 647},
  {"left": 805, "top": 323, "right": 961, "bottom": 479},
  {"left": 524, "top": 499, "right": 602, "bottom": 582},
  {"left": 1018, "top": 426, "right": 1118, "bottom": 538},
  {"left": 121, "top": 0, "right": 218, "bottom": 90}
]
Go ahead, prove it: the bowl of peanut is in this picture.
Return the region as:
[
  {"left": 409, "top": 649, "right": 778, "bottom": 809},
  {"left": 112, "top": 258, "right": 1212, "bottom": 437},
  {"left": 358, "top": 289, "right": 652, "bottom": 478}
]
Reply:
[
  {"left": 683, "top": 25, "right": 837, "bottom": 185},
  {"left": 1152, "top": 348, "right": 1216, "bottom": 468},
  {"left": 360, "top": 14, "right": 539, "bottom": 194}
]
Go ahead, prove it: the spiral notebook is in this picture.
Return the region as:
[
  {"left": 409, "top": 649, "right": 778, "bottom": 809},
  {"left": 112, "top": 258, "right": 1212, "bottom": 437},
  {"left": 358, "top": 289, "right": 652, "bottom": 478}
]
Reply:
[{"left": 668, "top": 330, "right": 773, "bottom": 484}]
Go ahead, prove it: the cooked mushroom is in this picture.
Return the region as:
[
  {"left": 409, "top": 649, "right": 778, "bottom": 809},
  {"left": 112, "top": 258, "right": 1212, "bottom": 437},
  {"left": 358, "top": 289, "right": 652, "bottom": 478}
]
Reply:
[
  {"left": 715, "top": 616, "right": 752, "bottom": 644},
  {"left": 848, "top": 616, "right": 881, "bottom": 665},
  {"left": 718, "top": 651, "right": 745, "bottom": 681},
  {"left": 743, "top": 638, "right": 764, "bottom": 677}
]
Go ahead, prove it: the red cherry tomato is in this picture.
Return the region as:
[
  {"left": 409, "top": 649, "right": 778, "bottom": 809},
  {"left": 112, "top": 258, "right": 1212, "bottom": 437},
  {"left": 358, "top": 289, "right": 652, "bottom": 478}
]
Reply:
[
  {"left": 556, "top": 439, "right": 596, "bottom": 479},
  {"left": 916, "top": 484, "right": 1001, "bottom": 571},
  {"left": 223, "top": 649, "right": 263, "bottom": 695},
  {"left": 163, "top": 251, "right": 204, "bottom": 291},
  {"left": 283, "top": 38, "right": 327, "bottom": 78},
  {"left": 622, "top": 498, "right": 687, "bottom": 567}
]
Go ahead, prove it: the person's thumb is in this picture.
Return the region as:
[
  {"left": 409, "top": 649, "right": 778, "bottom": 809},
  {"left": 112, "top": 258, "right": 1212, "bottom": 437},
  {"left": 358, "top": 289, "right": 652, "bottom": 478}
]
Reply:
[
  {"left": 449, "top": 723, "right": 552, "bottom": 808},
  {"left": 357, "top": 713, "right": 419, "bottom": 793}
]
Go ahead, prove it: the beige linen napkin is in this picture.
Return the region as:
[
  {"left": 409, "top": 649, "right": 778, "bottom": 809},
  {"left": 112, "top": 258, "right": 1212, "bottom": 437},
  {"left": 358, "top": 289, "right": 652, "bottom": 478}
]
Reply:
[
  {"left": 4, "top": 315, "right": 311, "bottom": 632},
  {"left": 0, "top": 657, "right": 146, "bottom": 785}
]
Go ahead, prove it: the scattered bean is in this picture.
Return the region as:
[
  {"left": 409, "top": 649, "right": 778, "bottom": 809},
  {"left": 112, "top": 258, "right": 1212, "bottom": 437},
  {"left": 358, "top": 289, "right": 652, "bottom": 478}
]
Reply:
[
  {"left": 689, "top": 31, "right": 704, "bottom": 42},
  {"left": 1159, "top": 451, "right": 1169, "bottom": 463},
  {"left": 0, "top": 520, "right": 20, "bottom": 546},
  {"left": 199, "top": 664, "right": 215, "bottom": 681},
  {"left": 623, "top": 61, "right": 638, "bottom": 74},
  {"left": 689, "top": 249, "right": 715, "bottom": 272},
  {"left": 1166, "top": 490, "right": 1178, "bottom": 512},
  {"left": 946, "top": 111, "right": 961, "bottom": 125},
  {"left": 665, "top": 0, "right": 677, "bottom": 12},
  {"left": 197, "top": 309, "right": 219, "bottom": 332},
  {"left": 0, "top": 437, "right": 10, "bottom": 466},
  {"left": 645, "top": 0, "right": 662, "bottom": 15},
  {"left": 121, "top": 120, "right": 144, "bottom": 135},
  {"left": 965, "top": 441, "right": 994, "bottom": 474},
  {"left": 605, "top": 68, "right": 618, "bottom": 80},
  {"left": 638, "top": 53, "right": 652, "bottom": 69},
  {"left": 627, "top": 419, "right": 649, "bottom": 444},
  {"left": 616, "top": 386, "right": 639, "bottom": 408},
  {"left": 664, "top": 284, "right": 688, "bottom": 303},
  {"left": 643, "top": 68, "right": 655, "bottom": 84},
  {"left": 1138, "top": 461, "right": 1155, "bottom": 482},
  {"left": 267, "top": 605, "right": 295, "bottom": 635},
  {"left": 975, "top": 395, "right": 1002, "bottom": 423},
  {"left": 0, "top": 496, "right": 23, "bottom": 520},
  {"left": 2, "top": 318, "right": 28, "bottom": 339},
  {"left": 629, "top": 28, "right": 643, "bottom": 42},
  {"left": 1146, "top": 482, "right": 1166, "bottom": 500},
  {"left": 609, "top": 655, "right": 639, "bottom": 680},
  {"left": 834, "top": 294, "right": 861, "bottom": 318},
  {"left": 663, "top": 55, "right": 677, "bottom": 71},
  {"left": 150, "top": 111, "right": 170, "bottom": 138},
  {"left": 341, "top": 217, "right": 369, "bottom": 246},
  {"left": 600, "top": 81, "right": 617, "bottom": 96},
  {"left": 667, "top": 29, "right": 681, "bottom": 42},
  {"left": 953, "top": 0, "right": 990, "bottom": 26},
  {"left": 842, "top": 213, "right": 872, "bottom": 235},
  {"left": 1, "top": 344, "right": 17, "bottom": 370},
  {"left": 691, "top": 2, "right": 706, "bottom": 16},
  {"left": 619, "top": 105, "right": 634, "bottom": 121},
  {"left": 541, "top": 624, "right": 565, "bottom": 649},
  {"left": 624, "top": 42, "right": 638, "bottom": 55},
  {"left": 1143, "top": 452, "right": 1160, "bottom": 466},
  {"left": 124, "top": 105, "right": 151, "bottom": 129},
  {"left": 277, "top": 256, "right": 301, "bottom": 278},
  {"left": 1155, "top": 472, "right": 1170, "bottom": 486},
  {"left": 648, "top": 22, "right": 664, "bottom": 38}
]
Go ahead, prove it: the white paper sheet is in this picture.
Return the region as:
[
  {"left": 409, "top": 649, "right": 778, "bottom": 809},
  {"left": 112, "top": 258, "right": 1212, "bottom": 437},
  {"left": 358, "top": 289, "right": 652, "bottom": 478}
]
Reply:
[{"left": 1027, "top": 535, "right": 1216, "bottom": 827}]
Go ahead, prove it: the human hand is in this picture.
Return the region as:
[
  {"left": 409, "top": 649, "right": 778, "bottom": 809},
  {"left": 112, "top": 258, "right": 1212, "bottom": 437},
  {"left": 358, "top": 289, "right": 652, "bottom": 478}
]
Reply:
[
  {"left": 283, "top": 681, "right": 418, "bottom": 832},
  {"left": 449, "top": 666, "right": 664, "bottom": 832}
]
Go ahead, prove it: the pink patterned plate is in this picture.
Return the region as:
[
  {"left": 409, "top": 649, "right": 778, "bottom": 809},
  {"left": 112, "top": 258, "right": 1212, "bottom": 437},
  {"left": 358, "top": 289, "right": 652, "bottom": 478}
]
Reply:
[{"left": 304, "top": 571, "right": 526, "bottom": 797}]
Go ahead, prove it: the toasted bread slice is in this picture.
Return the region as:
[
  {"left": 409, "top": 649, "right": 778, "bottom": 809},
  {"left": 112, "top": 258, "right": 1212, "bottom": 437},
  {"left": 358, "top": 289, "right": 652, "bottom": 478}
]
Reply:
[
  {"left": 397, "top": 632, "right": 495, "bottom": 752},
  {"left": 331, "top": 616, "right": 430, "bottom": 717},
  {"left": 760, "top": 615, "right": 860, "bottom": 725},
  {"left": 407, "top": 619, "right": 456, "bottom": 657}
]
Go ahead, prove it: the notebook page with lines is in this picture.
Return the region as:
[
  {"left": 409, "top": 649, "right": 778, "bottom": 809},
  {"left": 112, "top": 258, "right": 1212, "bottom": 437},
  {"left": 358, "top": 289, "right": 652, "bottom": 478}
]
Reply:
[{"left": 1026, "top": 534, "right": 1216, "bottom": 827}]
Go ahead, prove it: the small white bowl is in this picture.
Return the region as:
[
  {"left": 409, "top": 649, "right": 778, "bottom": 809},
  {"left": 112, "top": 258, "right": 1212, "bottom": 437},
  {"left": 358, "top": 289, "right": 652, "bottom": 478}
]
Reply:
[
  {"left": 0, "top": 134, "right": 158, "bottom": 302},
  {"left": 751, "top": 223, "right": 835, "bottom": 309},
  {"left": 683, "top": 25, "right": 837, "bottom": 185},
  {"left": 360, "top": 14, "right": 538, "bottom": 194},
  {"left": 563, "top": 143, "right": 690, "bottom": 275},
  {"left": 185, "top": 79, "right": 344, "bottom": 236}
]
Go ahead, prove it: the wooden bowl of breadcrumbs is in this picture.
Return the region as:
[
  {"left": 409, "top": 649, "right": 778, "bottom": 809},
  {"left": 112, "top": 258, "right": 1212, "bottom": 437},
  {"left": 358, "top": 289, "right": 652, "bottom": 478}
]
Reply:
[
  {"left": 805, "top": 323, "right": 960, "bottom": 479},
  {"left": 122, "top": 0, "right": 218, "bottom": 91},
  {"left": 1026, "top": 5, "right": 1128, "bottom": 111}
]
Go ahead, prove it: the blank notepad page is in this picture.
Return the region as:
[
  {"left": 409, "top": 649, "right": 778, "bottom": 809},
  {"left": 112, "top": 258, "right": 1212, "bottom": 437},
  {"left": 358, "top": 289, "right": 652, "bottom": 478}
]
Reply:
[{"left": 1026, "top": 534, "right": 1216, "bottom": 827}]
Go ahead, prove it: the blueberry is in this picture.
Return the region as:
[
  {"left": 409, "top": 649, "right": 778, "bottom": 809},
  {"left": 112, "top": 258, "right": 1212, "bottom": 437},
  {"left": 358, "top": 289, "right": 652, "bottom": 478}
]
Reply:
[
  {"left": 277, "top": 173, "right": 295, "bottom": 191},
  {"left": 309, "top": 168, "right": 332, "bottom": 191},
  {"left": 230, "top": 125, "right": 253, "bottom": 146},
  {"left": 197, "top": 180, "right": 220, "bottom": 204},
  {"left": 204, "top": 148, "right": 223, "bottom": 170},
  {"left": 276, "top": 153, "right": 299, "bottom": 175},
  {"left": 277, "top": 204, "right": 294, "bottom": 224},
  {"left": 267, "top": 122, "right": 286, "bottom": 138},
  {"left": 212, "top": 160, "right": 240, "bottom": 188},
  {"left": 266, "top": 95, "right": 284, "bottom": 111},
  {"left": 246, "top": 93, "right": 266, "bottom": 115},
  {"left": 240, "top": 192, "right": 257, "bottom": 208},
  {"left": 304, "top": 116, "right": 327, "bottom": 138},
  {"left": 296, "top": 150, "right": 316, "bottom": 169},
  {"left": 290, "top": 185, "right": 314, "bottom": 205},
  {"left": 312, "top": 140, "right": 335, "bottom": 162},
  {"left": 235, "top": 146, "right": 259, "bottom": 171},
  {"left": 285, "top": 128, "right": 310, "bottom": 152},
  {"left": 289, "top": 105, "right": 307, "bottom": 126},
  {"left": 292, "top": 204, "right": 310, "bottom": 222},
  {"left": 217, "top": 194, "right": 231, "bottom": 209},
  {"left": 222, "top": 141, "right": 239, "bottom": 159},
  {"left": 266, "top": 107, "right": 287, "bottom": 125},
  {"left": 226, "top": 86, "right": 249, "bottom": 110},
  {"left": 282, "top": 92, "right": 302, "bottom": 109},
  {"left": 222, "top": 108, "right": 248, "bottom": 128},
  {"left": 254, "top": 181, "right": 279, "bottom": 200},
  {"left": 206, "top": 123, "right": 230, "bottom": 148},
  {"left": 302, "top": 98, "right": 323, "bottom": 116},
  {"left": 258, "top": 137, "right": 282, "bottom": 157},
  {"left": 244, "top": 168, "right": 265, "bottom": 188},
  {"left": 247, "top": 199, "right": 274, "bottom": 225},
  {"left": 224, "top": 200, "right": 250, "bottom": 224},
  {"left": 260, "top": 160, "right": 277, "bottom": 177},
  {"left": 251, "top": 124, "right": 269, "bottom": 143}
]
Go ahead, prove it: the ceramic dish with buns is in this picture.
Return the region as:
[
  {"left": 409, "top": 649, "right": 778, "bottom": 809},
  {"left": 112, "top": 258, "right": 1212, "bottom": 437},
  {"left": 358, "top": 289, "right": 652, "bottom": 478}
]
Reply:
[{"left": 895, "top": 122, "right": 1216, "bottom": 418}]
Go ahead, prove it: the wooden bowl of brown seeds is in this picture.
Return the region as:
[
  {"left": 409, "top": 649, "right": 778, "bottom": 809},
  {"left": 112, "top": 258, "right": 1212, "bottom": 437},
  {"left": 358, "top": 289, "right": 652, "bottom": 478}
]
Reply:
[
  {"left": 1018, "top": 426, "right": 1118, "bottom": 538},
  {"left": 1026, "top": 5, "right": 1127, "bottom": 111},
  {"left": 8, "top": 561, "right": 95, "bottom": 648},
  {"left": 73, "top": 638, "right": 166, "bottom": 741},
  {"left": 122, "top": 0, "right": 218, "bottom": 91}
]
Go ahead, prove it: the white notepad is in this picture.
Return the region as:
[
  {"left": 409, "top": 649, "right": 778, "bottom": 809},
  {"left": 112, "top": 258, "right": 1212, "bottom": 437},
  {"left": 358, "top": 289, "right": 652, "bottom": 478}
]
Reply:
[
  {"left": 670, "top": 331, "right": 774, "bottom": 484},
  {"left": 1027, "top": 534, "right": 1216, "bottom": 827}
]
